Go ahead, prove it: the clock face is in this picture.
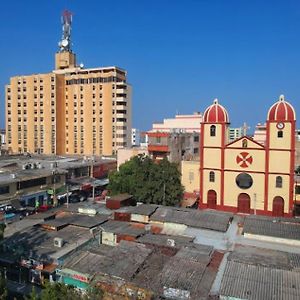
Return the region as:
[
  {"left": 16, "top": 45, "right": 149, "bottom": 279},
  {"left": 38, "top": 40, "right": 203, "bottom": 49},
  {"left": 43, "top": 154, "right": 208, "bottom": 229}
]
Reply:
[{"left": 276, "top": 122, "right": 285, "bottom": 130}]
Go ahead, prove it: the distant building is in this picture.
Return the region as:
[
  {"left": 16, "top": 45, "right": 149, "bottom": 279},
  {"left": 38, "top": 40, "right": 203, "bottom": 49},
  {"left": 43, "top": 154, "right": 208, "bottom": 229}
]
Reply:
[
  {"left": 5, "top": 11, "right": 131, "bottom": 156},
  {"left": 152, "top": 112, "right": 202, "bottom": 133},
  {"left": 0, "top": 129, "right": 5, "bottom": 145},
  {"left": 117, "top": 147, "right": 148, "bottom": 169},
  {"left": 228, "top": 127, "right": 243, "bottom": 142},
  {"left": 131, "top": 128, "right": 140, "bottom": 146},
  {"left": 253, "top": 123, "right": 267, "bottom": 145},
  {"left": 0, "top": 155, "right": 116, "bottom": 206},
  {"left": 147, "top": 132, "right": 199, "bottom": 163},
  {"left": 144, "top": 113, "right": 202, "bottom": 163}
]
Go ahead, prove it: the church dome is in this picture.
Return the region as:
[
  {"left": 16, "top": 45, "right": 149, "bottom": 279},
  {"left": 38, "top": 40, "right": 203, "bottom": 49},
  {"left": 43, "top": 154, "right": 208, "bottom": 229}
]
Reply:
[
  {"left": 267, "top": 95, "right": 296, "bottom": 122},
  {"left": 203, "top": 99, "right": 229, "bottom": 123}
]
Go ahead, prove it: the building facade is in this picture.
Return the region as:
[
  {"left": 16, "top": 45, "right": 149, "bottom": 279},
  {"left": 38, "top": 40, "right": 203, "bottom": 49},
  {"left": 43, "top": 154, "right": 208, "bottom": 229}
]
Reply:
[
  {"left": 152, "top": 113, "right": 202, "bottom": 133},
  {"left": 5, "top": 12, "right": 131, "bottom": 156},
  {"left": 228, "top": 127, "right": 243, "bottom": 142},
  {"left": 197, "top": 96, "right": 296, "bottom": 217},
  {"left": 131, "top": 128, "right": 140, "bottom": 146}
]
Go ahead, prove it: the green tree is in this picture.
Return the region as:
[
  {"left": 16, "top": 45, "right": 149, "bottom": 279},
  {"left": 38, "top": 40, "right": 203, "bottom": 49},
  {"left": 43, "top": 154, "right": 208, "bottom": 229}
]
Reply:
[
  {"left": 108, "top": 155, "right": 183, "bottom": 206},
  {"left": 25, "top": 287, "right": 39, "bottom": 300},
  {"left": 39, "top": 281, "right": 82, "bottom": 300},
  {"left": 0, "top": 273, "right": 7, "bottom": 300},
  {"left": 0, "top": 224, "right": 6, "bottom": 241}
]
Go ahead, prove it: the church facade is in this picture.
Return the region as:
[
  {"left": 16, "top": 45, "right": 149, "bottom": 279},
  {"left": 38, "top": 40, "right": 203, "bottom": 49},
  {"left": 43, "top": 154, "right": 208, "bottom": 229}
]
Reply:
[{"left": 199, "top": 95, "right": 296, "bottom": 217}]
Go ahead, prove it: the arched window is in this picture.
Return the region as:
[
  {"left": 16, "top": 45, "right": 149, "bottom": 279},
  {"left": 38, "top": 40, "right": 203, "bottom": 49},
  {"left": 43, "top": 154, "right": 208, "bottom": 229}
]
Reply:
[
  {"left": 242, "top": 139, "right": 248, "bottom": 148},
  {"left": 209, "top": 171, "right": 215, "bottom": 182},
  {"left": 277, "top": 131, "right": 283, "bottom": 138},
  {"left": 276, "top": 176, "right": 282, "bottom": 188},
  {"left": 210, "top": 125, "right": 216, "bottom": 137}
]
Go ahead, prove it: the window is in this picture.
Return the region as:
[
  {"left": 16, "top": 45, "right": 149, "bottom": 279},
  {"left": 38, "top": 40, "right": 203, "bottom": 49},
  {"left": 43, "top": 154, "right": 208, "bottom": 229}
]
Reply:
[
  {"left": 242, "top": 139, "right": 248, "bottom": 148},
  {"left": 278, "top": 131, "right": 283, "bottom": 138},
  {"left": 156, "top": 136, "right": 161, "bottom": 144},
  {"left": 210, "top": 125, "right": 216, "bottom": 137},
  {"left": 0, "top": 186, "right": 9, "bottom": 195},
  {"left": 209, "top": 171, "right": 215, "bottom": 182},
  {"left": 236, "top": 173, "right": 253, "bottom": 189},
  {"left": 276, "top": 176, "right": 282, "bottom": 188},
  {"left": 194, "top": 135, "right": 199, "bottom": 142}
]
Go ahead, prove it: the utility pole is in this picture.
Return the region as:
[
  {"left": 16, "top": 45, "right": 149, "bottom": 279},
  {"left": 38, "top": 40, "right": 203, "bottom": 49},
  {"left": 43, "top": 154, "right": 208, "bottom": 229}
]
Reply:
[{"left": 66, "top": 184, "right": 69, "bottom": 208}]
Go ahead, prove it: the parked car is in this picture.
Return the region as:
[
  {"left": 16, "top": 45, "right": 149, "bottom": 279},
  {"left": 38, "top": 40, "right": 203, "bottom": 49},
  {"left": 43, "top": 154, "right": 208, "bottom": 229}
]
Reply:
[{"left": 37, "top": 205, "right": 53, "bottom": 213}]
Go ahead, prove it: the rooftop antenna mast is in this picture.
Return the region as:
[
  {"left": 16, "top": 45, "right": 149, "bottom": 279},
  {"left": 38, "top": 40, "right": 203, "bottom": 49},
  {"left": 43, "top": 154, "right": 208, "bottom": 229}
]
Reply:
[{"left": 58, "top": 10, "right": 72, "bottom": 52}]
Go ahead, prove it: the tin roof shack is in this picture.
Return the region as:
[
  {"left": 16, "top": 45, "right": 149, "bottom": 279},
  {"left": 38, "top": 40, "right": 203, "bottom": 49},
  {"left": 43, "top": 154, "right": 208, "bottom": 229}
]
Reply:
[
  {"left": 243, "top": 215, "right": 300, "bottom": 246},
  {"left": 60, "top": 241, "right": 153, "bottom": 295},
  {"left": 130, "top": 204, "right": 158, "bottom": 223},
  {"left": 56, "top": 213, "right": 109, "bottom": 229},
  {"left": 219, "top": 245, "right": 300, "bottom": 300},
  {"left": 1, "top": 224, "right": 94, "bottom": 285},
  {"left": 100, "top": 220, "right": 146, "bottom": 246},
  {"left": 4, "top": 210, "right": 58, "bottom": 238},
  {"left": 150, "top": 207, "right": 233, "bottom": 235},
  {"left": 157, "top": 244, "right": 218, "bottom": 299},
  {"left": 113, "top": 206, "right": 133, "bottom": 222},
  {"left": 106, "top": 193, "right": 135, "bottom": 210}
]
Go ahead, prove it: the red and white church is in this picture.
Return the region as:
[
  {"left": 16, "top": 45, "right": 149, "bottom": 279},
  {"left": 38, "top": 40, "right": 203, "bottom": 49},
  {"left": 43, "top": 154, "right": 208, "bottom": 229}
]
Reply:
[{"left": 198, "top": 95, "right": 296, "bottom": 217}]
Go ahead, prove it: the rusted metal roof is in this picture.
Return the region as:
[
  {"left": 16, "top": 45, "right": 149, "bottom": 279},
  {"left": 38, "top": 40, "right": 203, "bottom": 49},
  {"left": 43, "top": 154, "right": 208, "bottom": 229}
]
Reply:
[{"left": 100, "top": 220, "right": 145, "bottom": 237}]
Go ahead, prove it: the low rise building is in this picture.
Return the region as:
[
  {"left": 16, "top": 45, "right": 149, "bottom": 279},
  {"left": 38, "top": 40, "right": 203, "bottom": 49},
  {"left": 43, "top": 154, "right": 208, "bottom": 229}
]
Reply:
[{"left": 0, "top": 155, "right": 116, "bottom": 207}]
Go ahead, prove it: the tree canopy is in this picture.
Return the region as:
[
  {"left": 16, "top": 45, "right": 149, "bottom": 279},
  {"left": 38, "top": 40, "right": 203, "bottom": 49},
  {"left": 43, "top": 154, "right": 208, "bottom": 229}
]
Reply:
[
  {"left": 26, "top": 282, "right": 103, "bottom": 300},
  {"left": 108, "top": 155, "right": 184, "bottom": 206}
]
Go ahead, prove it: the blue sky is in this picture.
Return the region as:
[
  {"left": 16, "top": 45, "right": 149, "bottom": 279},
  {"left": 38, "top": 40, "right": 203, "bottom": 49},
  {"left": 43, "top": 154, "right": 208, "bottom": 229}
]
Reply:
[{"left": 1, "top": 1, "right": 300, "bottom": 132}]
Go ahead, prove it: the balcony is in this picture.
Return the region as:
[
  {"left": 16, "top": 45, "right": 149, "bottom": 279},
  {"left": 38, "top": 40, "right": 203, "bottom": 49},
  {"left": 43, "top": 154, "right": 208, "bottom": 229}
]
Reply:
[{"left": 148, "top": 145, "right": 169, "bottom": 152}]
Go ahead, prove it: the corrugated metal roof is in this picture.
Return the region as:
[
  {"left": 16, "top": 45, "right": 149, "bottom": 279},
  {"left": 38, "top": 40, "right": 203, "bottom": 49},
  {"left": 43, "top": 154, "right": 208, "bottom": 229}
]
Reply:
[
  {"left": 137, "top": 233, "right": 194, "bottom": 248},
  {"left": 228, "top": 246, "right": 292, "bottom": 270},
  {"left": 243, "top": 216, "right": 300, "bottom": 240},
  {"left": 220, "top": 260, "right": 300, "bottom": 300},
  {"left": 150, "top": 207, "right": 232, "bottom": 232},
  {"left": 175, "top": 245, "right": 213, "bottom": 264},
  {"left": 130, "top": 204, "right": 158, "bottom": 216},
  {"left": 57, "top": 214, "right": 109, "bottom": 229},
  {"left": 63, "top": 241, "right": 152, "bottom": 281},
  {"left": 100, "top": 220, "right": 145, "bottom": 237},
  {"left": 159, "top": 256, "right": 208, "bottom": 298}
]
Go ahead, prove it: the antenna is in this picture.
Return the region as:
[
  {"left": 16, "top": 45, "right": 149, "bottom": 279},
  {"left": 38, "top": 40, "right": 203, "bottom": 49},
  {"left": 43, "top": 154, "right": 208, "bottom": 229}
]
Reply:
[{"left": 58, "top": 10, "right": 73, "bottom": 52}]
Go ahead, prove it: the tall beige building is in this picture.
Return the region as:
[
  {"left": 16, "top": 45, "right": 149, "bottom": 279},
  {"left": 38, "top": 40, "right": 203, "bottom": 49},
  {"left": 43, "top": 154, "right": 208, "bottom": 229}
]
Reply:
[{"left": 5, "top": 11, "right": 131, "bottom": 156}]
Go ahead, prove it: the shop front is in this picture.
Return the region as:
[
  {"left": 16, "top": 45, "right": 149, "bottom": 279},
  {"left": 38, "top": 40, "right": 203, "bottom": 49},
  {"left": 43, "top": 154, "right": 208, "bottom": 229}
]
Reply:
[{"left": 57, "top": 268, "right": 90, "bottom": 290}]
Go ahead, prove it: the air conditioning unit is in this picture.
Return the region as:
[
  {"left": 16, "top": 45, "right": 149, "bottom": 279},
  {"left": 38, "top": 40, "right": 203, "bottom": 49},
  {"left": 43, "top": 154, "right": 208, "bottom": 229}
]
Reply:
[
  {"left": 167, "top": 239, "right": 175, "bottom": 247},
  {"left": 54, "top": 237, "right": 64, "bottom": 248}
]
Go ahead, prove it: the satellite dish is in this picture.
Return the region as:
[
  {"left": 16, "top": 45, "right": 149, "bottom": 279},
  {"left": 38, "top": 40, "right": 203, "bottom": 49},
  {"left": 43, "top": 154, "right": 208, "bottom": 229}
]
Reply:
[{"left": 61, "top": 39, "right": 69, "bottom": 47}]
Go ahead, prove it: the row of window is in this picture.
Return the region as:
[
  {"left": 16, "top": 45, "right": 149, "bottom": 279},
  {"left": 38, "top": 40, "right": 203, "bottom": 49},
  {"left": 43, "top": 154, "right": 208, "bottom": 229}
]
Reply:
[
  {"left": 210, "top": 125, "right": 285, "bottom": 139},
  {"left": 208, "top": 171, "right": 284, "bottom": 188},
  {"left": 65, "top": 76, "right": 123, "bottom": 85}
]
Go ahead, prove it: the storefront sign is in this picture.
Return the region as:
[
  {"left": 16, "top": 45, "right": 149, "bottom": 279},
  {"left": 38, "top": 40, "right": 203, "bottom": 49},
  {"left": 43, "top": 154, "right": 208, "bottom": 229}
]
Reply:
[{"left": 72, "top": 273, "right": 89, "bottom": 283}]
